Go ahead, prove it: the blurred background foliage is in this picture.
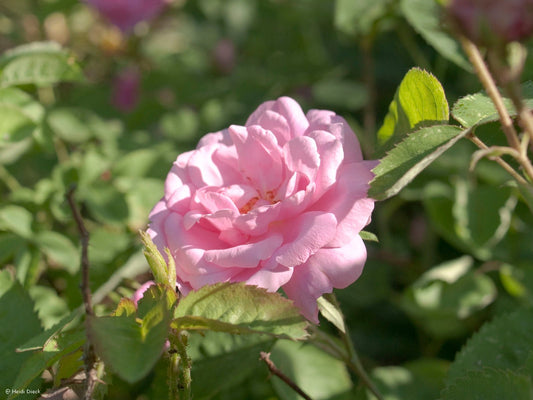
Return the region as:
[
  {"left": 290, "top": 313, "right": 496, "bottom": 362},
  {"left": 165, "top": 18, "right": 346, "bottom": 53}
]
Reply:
[{"left": 2, "top": 0, "right": 533, "bottom": 399}]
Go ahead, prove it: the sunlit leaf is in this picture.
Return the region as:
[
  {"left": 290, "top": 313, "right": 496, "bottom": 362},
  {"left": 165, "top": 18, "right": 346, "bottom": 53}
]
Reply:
[
  {"left": 0, "top": 41, "right": 83, "bottom": 87},
  {"left": 174, "top": 282, "right": 308, "bottom": 340},
  {"left": 377, "top": 68, "right": 450, "bottom": 151}
]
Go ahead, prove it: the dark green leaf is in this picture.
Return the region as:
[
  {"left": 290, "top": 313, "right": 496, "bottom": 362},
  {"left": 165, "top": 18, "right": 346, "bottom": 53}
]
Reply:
[
  {"left": 446, "top": 308, "right": 533, "bottom": 382},
  {"left": 0, "top": 272, "right": 43, "bottom": 393},
  {"left": 369, "top": 125, "right": 467, "bottom": 201},
  {"left": 442, "top": 368, "right": 533, "bottom": 400},
  {"left": 401, "top": 0, "right": 471, "bottom": 70},
  {"left": 88, "top": 287, "right": 173, "bottom": 383}
]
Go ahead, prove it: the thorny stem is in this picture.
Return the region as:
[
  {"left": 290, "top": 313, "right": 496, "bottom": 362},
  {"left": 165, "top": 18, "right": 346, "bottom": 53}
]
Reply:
[
  {"left": 66, "top": 187, "right": 97, "bottom": 400},
  {"left": 260, "top": 352, "right": 313, "bottom": 400},
  {"left": 460, "top": 37, "right": 533, "bottom": 182},
  {"left": 169, "top": 332, "right": 192, "bottom": 400},
  {"left": 460, "top": 38, "right": 521, "bottom": 149}
]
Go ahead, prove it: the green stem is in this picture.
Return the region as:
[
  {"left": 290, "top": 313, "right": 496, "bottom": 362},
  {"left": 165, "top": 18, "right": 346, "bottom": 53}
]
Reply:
[
  {"left": 168, "top": 332, "right": 192, "bottom": 400},
  {"left": 311, "top": 295, "right": 384, "bottom": 400}
]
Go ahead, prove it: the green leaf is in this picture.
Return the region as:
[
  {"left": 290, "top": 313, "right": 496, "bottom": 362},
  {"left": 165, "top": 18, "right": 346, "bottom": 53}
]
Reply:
[
  {"left": 365, "top": 358, "right": 450, "bottom": 400},
  {"left": 188, "top": 331, "right": 275, "bottom": 399},
  {"left": 317, "top": 294, "right": 346, "bottom": 333},
  {"left": 452, "top": 81, "right": 533, "bottom": 127},
  {"left": 0, "top": 102, "right": 37, "bottom": 164},
  {"left": 423, "top": 180, "right": 516, "bottom": 260},
  {"left": 369, "top": 125, "right": 467, "bottom": 201},
  {"left": 0, "top": 87, "right": 45, "bottom": 122},
  {"left": 140, "top": 230, "right": 176, "bottom": 288},
  {"left": 0, "top": 273, "right": 43, "bottom": 393},
  {"left": 88, "top": 288, "right": 173, "bottom": 383},
  {"left": 34, "top": 231, "right": 80, "bottom": 274},
  {"left": 269, "top": 340, "right": 353, "bottom": 400},
  {"left": 401, "top": 256, "right": 497, "bottom": 339},
  {"left": 445, "top": 308, "right": 533, "bottom": 382},
  {"left": 441, "top": 368, "right": 533, "bottom": 400},
  {"left": 0, "top": 41, "right": 83, "bottom": 88},
  {"left": 0, "top": 205, "right": 33, "bottom": 239},
  {"left": 46, "top": 108, "right": 94, "bottom": 143},
  {"left": 360, "top": 230, "right": 379, "bottom": 242},
  {"left": 29, "top": 286, "right": 69, "bottom": 330},
  {"left": 400, "top": 0, "right": 471, "bottom": 70},
  {"left": 334, "top": 0, "right": 392, "bottom": 38},
  {"left": 10, "top": 328, "right": 85, "bottom": 399},
  {"left": 174, "top": 282, "right": 308, "bottom": 340},
  {"left": 377, "top": 68, "right": 449, "bottom": 150}
]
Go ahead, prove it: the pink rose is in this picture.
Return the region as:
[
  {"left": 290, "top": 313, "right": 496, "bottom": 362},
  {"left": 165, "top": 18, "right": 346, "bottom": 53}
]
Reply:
[
  {"left": 148, "top": 97, "right": 377, "bottom": 323},
  {"left": 85, "top": 0, "right": 167, "bottom": 32}
]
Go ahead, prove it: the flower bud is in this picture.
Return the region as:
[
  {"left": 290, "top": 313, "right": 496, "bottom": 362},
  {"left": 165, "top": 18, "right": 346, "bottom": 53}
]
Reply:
[{"left": 448, "top": 0, "right": 533, "bottom": 46}]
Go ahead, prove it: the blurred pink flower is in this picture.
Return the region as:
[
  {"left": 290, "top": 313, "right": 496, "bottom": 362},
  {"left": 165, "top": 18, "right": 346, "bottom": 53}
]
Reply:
[
  {"left": 449, "top": 0, "right": 533, "bottom": 45},
  {"left": 85, "top": 0, "right": 167, "bottom": 32},
  {"left": 148, "top": 97, "right": 377, "bottom": 323},
  {"left": 111, "top": 67, "right": 140, "bottom": 112}
]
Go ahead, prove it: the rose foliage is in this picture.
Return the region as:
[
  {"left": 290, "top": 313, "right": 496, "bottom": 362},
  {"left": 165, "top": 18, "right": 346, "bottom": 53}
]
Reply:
[{"left": 148, "top": 97, "right": 377, "bottom": 322}]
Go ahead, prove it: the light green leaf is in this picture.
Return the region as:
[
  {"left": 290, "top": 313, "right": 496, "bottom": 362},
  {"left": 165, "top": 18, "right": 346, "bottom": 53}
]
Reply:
[
  {"left": 317, "top": 294, "right": 346, "bottom": 333},
  {"left": 334, "top": 0, "right": 392, "bottom": 38},
  {"left": 0, "top": 41, "right": 83, "bottom": 88},
  {"left": 445, "top": 308, "right": 533, "bottom": 382},
  {"left": 423, "top": 180, "right": 516, "bottom": 260},
  {"left": 46, "top": 108, "right": 94, "bottom": 143},
  {"left": 34, "top": 231, "right": 80, "bottom": 274},
  {"left": 360, "top": 230, "right": 379, "bottom": 242},
  {"left": 401, "top": 0, "right": 471, "bottom": 70},
  {"left": 0, "top": 103, "right": 36, "bottom": 164},
  {"left": 88, "top": 287, "right": 173, "bottom": 383},
  {"left": 452, "top": 81, "right": 533, "bottom": 127},
  {"left": 442, "top": 368, "right": 533, "bottom": 400},
  {"left": 401, "top": 256, "right": 496, "bottom": 339},
  {"left": 0, "top": 87, "right": 45, "bottom": 122},
  {"left": 174, "top": 282, "right": 308, "bottom": 340},
  {"left": 29, "top": 286, "right": 69, "bottom": 330},
  {"left": 369, "top": 125, "right": 467, "bottom": 201},
  {"left": 377, "top": 67, "right": 449, "bottom": 150},
  {"left": 0, "top": 205, "right": 33, "bottom": 239},
  {"left": 270, "top": 340, "right": 353, "bottom": 400}
]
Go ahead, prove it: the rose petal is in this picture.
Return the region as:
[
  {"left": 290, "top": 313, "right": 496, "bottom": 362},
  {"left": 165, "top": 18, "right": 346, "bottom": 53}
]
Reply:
[
  {"left": 282, "top": 235, "right": 367, "bottom": 323},
  {"left": 283, "top": 136, "right": 320, "bottom": 182},
  {"left": 203, "top": 233, "right": 283, "bottom": 268},
  {"left": 274, "top": 211, "right": 337, "bottom": 268},
  {"left": 247, "top": 96, "right": 309, "bottom": 139}
]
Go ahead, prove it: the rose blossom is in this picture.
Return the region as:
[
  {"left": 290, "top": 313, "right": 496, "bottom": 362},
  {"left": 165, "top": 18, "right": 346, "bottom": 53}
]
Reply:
[
  {"left": 148, "top": 97, "right": 377, "bottom": 323},
  {"left": 84, "top": 0, "right": 167, "bottom": 33}
]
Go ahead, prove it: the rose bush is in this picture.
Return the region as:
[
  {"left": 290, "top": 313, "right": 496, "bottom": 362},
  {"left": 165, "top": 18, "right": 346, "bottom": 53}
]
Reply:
[{"left": 148, "top": 97, "right": 377, "bottom": 322}]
